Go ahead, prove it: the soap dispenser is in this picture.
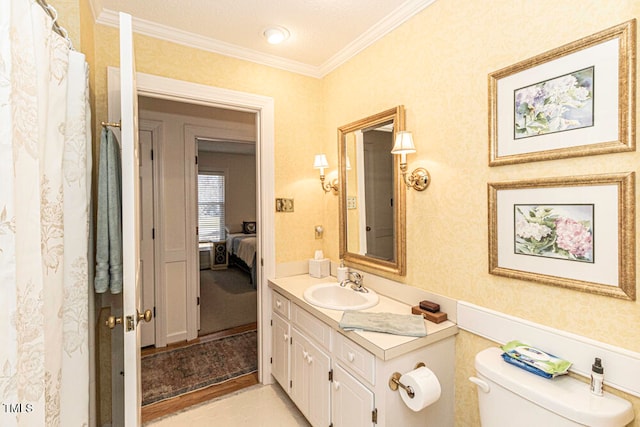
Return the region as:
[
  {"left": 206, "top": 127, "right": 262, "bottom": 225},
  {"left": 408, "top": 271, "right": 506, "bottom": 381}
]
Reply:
[
  {"left": 590, "top": 357, "right": 604, "bottom": 396},
  {"left": 337, "top": 259, "right": 348, "bottom": 282}
]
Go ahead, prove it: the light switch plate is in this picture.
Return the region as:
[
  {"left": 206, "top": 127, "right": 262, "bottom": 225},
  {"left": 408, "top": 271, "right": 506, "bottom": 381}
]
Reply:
[
  {"left": 276, "top": 198, "right": 294, "bottom": 212},
  {"left": 347, "top": 196, "right": 357, "bottom": 210}
]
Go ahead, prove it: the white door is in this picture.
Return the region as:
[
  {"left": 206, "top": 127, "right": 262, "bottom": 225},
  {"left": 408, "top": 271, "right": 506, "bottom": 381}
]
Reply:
[
  {"left": 110, "top": 12, "right": 152, "bottom": 425},
  {"left": 363, "top": 131, "right": 394, "bottom": 260},
  {"left": 139, "top": 127, "right": 156, "bottom": 347}
]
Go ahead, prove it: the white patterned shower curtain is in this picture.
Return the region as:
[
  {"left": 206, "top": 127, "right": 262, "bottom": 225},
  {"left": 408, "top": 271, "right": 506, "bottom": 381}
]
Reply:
[{"left": 0, "top": 1, "right": 92, "bottom": 426}]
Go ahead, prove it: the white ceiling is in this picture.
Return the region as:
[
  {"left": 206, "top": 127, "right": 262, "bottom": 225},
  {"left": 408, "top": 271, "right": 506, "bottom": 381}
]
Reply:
[{"left": 89, "top": 0, "right": 436, "bottom": 78}]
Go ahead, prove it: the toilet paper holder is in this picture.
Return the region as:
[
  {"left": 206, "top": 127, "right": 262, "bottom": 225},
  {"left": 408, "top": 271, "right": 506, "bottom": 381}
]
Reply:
[{"left": 388, "top": 362, "right": 425, "bottom": 398}]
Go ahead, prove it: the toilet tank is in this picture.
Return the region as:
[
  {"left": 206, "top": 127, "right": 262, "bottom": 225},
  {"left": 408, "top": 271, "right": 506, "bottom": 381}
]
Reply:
[{"left": 471, "top": 347, "right": 634, "bottom": 427}]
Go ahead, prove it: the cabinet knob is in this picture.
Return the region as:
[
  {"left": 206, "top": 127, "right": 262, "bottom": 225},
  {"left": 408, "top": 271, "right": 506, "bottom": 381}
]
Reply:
[
  {"left": 276, "top": 300, "right": 282, "bottom": 308},
  {"left": 303, "top": 350, "right": 309, "bottom": 360},
  {"left": 348, "top": 352, "right": 355, "bottom": 362},
  {"left": 307, "top": 355, "right": 313, "bottom": 364},
  {"left": 283, "top": 333, "right": 289, "bottom": 341},
  {"left": 334, "top": 381, "right": 340, "bottom": 390}
]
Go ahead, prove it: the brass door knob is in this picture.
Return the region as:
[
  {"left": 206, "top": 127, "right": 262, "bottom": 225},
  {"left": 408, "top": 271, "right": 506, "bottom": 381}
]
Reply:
[
  {"left": 105, "top": 316, "right": 123, "bottom": 329},
  {"left": 137, "top": 309, "right": 153, "bottom": 324}
]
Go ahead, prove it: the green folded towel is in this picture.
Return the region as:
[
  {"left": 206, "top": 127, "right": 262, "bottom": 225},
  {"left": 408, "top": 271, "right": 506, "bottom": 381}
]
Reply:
[{"left": 339, "top": 311, "right": 427, "bottom": 337}]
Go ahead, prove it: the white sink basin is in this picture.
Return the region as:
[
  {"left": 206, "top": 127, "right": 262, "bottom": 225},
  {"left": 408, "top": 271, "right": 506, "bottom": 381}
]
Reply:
[{"left": 303, "top": 282, "right": 379, "bottom": 311}]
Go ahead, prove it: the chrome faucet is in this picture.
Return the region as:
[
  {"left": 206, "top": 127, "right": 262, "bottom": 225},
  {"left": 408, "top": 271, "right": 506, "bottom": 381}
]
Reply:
[{"left": 340, "top": 271, "right": 368, "bottom": 293}]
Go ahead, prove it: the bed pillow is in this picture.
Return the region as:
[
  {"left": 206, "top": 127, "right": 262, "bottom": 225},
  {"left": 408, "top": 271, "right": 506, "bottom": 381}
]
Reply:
[
  {"left": 226, "top": 224, "right": 243, "bottom": 234},
  {"left": 242, "top": 221, "right": 256, "bottom": 234}
]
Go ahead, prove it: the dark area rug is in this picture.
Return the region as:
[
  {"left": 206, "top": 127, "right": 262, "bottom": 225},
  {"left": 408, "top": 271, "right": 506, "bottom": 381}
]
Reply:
[{"left": 141, "top": 330, "right": 258, "bottom": 406}]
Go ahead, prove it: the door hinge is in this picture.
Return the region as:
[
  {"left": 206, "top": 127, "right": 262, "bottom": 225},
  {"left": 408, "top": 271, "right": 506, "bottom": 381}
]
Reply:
[
  {"left": 372, "top": 408, "right": 378, "bottom": 424},
  {"left": 196, "top": 226, "right": 199, "bottom": 236},
  {"left": 328, "top": 369, "right": 333, "bottom": 382},
  {"left": 270, "top": 319, "right": 273, "bottom": 326},
  {"left": 290, "top": 336, "right": 293, "bottom": 345},
  {"left": 152, "top": 228, "right": 155, "bottom": 239},
  {"left": 270, "top": 357, "right": 272, "bottom": 364},
  {"left": 197, "top": 296, "right": 200, "bottom": 306},
  {"left": 151, "top": 149, "right": 154, "bottom": 160},
  {"left": 153, "top": 307, "right": 156, "bottom": 318},
  {"left": 195, "top": 155, "right": 198, "bottom": 164},
  {"left": 290, "top": 380, "right": 292, "bottom": 388},
  {"left": 261, "top": 258, "right": 264, "bottom": 266}
]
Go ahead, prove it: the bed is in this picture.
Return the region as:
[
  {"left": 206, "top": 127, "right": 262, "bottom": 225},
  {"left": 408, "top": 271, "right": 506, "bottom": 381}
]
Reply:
[{"left": 226, "top": 232, "right": 257, "bottom": 286}]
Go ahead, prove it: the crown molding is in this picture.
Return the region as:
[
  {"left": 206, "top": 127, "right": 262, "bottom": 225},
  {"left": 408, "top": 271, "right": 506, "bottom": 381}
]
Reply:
[
  {"left": 318, "top": 0, "right": 437, "bottom": 76},
  {"left": 96, "top": 9, "right": 322, "bottom": 77},
  {"left": 95, "top": 0, "right": 436, "bottom": 79}
]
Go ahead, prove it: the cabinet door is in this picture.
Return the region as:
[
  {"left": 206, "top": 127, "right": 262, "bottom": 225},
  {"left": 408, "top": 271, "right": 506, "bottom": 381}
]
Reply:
[
  {"left": 306, "top": 338, "right": 331, "bottom": 427},
  {"left": 290, "top": 328, "right": 310, "bottom": 414},
  {"left": 291, "top": 328, "right": 331, "bottom": 427},
  {"left": 271, "top": 313, "right": 290, "bottom": 390},
  {"left": 332, "top": 364, "right": 375, "bottom": 427}
]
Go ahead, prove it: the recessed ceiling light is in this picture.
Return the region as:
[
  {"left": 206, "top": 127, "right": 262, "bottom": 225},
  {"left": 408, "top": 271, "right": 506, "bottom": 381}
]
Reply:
[{"left": 263, "top": 27, "right": 290, "bottom": 45}]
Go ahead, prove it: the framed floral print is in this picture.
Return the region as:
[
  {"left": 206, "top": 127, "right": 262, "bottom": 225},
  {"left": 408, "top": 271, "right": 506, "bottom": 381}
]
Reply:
[
  {"left": 488, "top": 173, "right": 635, "bottom": 300},
  {"left": 489, "top": 20, "right": 636, "bottom": 166}
]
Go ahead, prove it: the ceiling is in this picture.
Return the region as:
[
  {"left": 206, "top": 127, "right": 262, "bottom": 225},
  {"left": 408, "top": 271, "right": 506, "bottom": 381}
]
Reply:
[{"left": 88, "top": 0, "right": 436, "bottom": 78}]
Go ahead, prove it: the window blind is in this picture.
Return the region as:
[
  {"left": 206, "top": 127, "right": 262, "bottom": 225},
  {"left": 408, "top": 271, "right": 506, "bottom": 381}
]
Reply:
[{"left": 198, "top": 171, "right": 225, "bottom": 241}]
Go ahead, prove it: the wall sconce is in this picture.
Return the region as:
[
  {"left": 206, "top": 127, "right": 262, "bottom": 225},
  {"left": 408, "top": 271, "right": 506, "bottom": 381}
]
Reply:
[
  {"left": 391, "top": 131, "right": 430, "bottom": 191},
  {"left": 313, "top": 154, "right": 339, "bottom": 194}
]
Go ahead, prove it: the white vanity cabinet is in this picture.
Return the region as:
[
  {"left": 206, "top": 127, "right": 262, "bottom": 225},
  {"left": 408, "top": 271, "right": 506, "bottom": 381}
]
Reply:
[{"left": 269, "top": 281, "right": 457, "bottom": 427}]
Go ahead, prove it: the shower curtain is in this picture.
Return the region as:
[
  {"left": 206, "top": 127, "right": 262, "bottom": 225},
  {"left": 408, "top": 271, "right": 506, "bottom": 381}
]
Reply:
[{"left": 0, "top": 1, "right": 92, "bottom": 426}]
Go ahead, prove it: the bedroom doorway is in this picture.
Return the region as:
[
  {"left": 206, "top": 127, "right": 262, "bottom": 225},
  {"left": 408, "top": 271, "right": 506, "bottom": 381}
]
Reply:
[
  {"left": 196, "top": 139, "right": 258, "bottom": 337},
  {"left": 136, "top": 96, "right": 262, "bottom": 421}
]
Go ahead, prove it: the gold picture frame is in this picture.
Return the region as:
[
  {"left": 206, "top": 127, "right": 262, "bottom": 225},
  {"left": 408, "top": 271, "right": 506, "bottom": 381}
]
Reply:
[
  {"left": 489, "top": 20, "right": 636, "bottom": 166},
  {"left": 488, "top": 173, "right": 635, "bottom": 300}
]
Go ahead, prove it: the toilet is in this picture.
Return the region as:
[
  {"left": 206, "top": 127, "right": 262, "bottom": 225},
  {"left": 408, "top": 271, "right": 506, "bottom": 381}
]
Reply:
[{"left": 469, "top": 347, "right": 634, "bottom": 427}]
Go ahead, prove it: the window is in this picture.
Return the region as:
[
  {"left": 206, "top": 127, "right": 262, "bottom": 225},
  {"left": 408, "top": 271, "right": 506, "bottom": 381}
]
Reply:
[{"left": 198, "top": 171, "right": 225, "bottom": 241}]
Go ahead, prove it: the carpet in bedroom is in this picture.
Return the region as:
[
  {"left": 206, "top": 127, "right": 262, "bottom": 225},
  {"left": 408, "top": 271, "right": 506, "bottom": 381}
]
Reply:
[
  {"left": 199, "top": 267, "right": 257, "bottom": 336},
  {"left": 141, "top": 330, "right": 257, "bottom": 406}
]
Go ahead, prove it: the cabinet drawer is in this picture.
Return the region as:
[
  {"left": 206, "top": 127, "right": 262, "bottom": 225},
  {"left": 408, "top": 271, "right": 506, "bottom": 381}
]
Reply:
[
  {"left": 334, "top": 332, "right": 375, "bottom": 385},
  {"left": 272, "top": 290, "right": 290, "bottom": 319},
  {"left": 291, "top": 304, "right": 331, "bottom": 350}
]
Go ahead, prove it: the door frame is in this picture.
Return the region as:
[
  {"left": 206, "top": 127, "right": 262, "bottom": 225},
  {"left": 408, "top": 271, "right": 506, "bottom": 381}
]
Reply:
[
  {"left": 108, "top": 68, "right": 276, "bottom": 384},
  {"left": 138, "top": 119, "right": 165, "bottom": 347}
]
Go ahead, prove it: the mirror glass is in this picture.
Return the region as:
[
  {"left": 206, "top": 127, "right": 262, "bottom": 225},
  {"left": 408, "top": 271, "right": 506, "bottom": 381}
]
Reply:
[{"left": 339, "top": 106, "right": 406, "bottom": 276}]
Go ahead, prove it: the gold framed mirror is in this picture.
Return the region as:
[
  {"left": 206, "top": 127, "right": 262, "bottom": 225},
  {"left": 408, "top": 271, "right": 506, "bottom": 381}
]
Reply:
[{"left": 338, "top": 106, "right": 406, "bottom": 276}]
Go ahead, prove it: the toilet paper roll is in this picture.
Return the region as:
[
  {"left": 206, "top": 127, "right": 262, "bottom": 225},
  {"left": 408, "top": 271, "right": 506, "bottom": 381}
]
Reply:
[{"left": 398, "top": 366, "right": 442, "bottom": 412}]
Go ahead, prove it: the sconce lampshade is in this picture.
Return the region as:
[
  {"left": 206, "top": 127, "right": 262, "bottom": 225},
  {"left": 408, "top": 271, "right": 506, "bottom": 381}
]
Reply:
[
  {"left": 391, "top": 131, "right": 416, "bottom": 155},
  {"left": 314, "top": 154, "right": 329, "bottom": 170}
]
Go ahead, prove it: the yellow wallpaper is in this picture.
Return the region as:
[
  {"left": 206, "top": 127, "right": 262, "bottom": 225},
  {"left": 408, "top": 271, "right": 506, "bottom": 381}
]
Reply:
[{"left": 322, "top": 0, "right": 640, "bottom": 425}]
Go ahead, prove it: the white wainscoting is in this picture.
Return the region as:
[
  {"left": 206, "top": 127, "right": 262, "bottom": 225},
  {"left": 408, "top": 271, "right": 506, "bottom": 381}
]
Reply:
[{"left": 457, "top": 301, "right": 640, "bottom": 398}]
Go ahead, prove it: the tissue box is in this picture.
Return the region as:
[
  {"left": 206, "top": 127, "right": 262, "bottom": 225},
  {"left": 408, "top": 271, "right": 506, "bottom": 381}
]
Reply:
[{"left": 309, "top": 258, "right": 330, "bottom": 278}]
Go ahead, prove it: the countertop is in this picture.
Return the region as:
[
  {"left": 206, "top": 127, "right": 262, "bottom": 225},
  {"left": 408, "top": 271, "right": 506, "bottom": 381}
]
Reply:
[{"left": 268, "top": 274, "right": 458, "bottom": 361}]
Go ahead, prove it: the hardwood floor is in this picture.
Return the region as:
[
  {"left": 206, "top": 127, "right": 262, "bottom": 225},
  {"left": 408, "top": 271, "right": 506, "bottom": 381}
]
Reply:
[{"left": 141, "top": 323, "right": 259, "bottom": 424}]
